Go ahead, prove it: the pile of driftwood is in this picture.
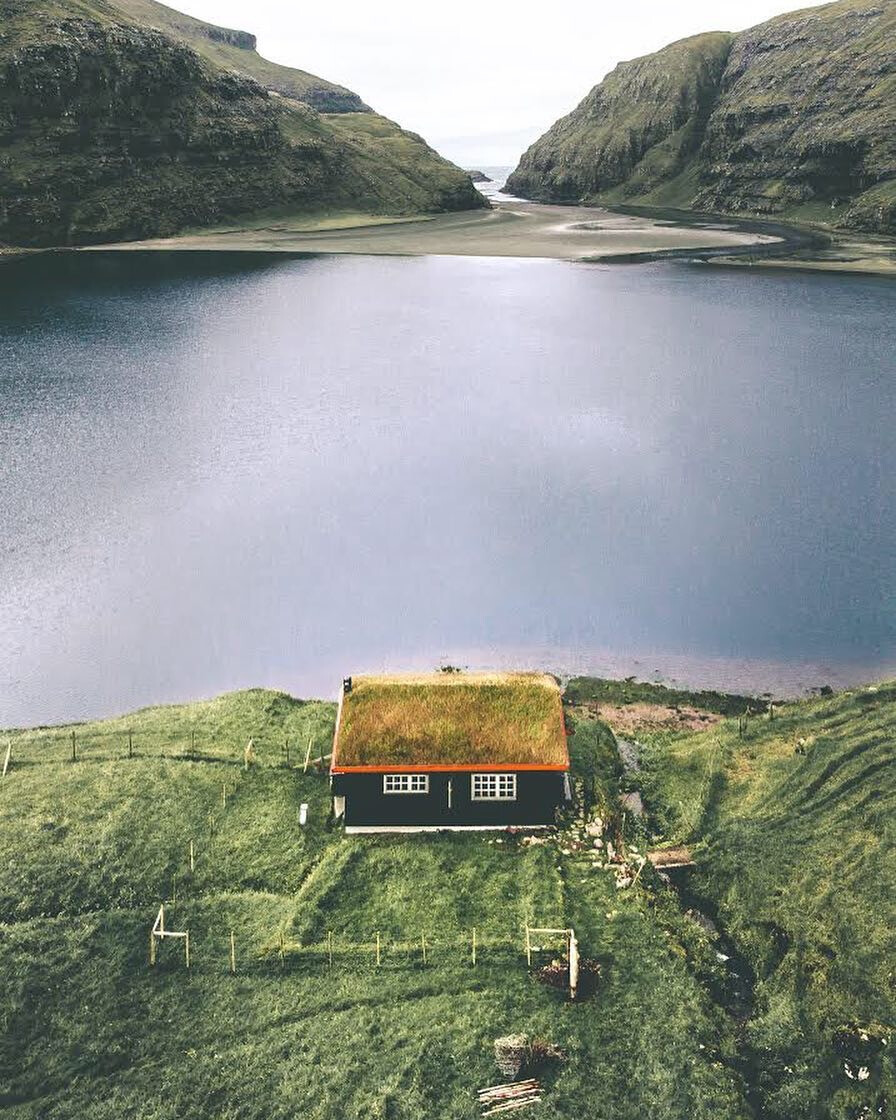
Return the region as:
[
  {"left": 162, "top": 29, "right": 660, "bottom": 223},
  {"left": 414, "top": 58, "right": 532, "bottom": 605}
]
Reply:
[{"left": 477, "top": 1079, "right": 541, "bottom": 1115}]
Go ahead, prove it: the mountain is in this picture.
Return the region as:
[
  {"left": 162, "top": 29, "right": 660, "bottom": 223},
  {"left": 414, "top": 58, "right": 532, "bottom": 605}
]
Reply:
[
  {"left": 0, "top": 0, "right": 485, "bottom": 247},
  {"left": 506, "top": 0, "right": 896, "bottom": 233}
]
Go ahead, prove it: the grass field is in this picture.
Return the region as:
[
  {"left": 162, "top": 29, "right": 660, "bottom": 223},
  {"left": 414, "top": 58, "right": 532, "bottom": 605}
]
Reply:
[
  {"left": 636, "top": 683, "right": 896, "bottom": 1120},
  {"left": 2, "top": 682, "right": 891, "bottom": 1118},
  {"left": 1, "top": 689, "right": 748, "bottom": 1120}
]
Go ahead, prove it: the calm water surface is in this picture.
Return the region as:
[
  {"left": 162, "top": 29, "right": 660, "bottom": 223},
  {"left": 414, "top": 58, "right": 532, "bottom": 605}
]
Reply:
[{"left": 1, "top": 251, "right": 893, "bottom": 725}]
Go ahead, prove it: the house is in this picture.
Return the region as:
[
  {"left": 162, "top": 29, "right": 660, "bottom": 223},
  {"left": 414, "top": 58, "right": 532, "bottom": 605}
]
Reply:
[{"left": 329, "top": 672, "right": 570, "bottom": 833}]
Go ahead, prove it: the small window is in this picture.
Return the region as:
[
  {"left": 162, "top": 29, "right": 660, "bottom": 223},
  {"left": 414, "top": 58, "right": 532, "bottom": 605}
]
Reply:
[
  {"left": 383, "top": 774, "right": 429, "bottom": 794},
  {"left": 471, "top": 773, "right": 517, "bottom": 800}
]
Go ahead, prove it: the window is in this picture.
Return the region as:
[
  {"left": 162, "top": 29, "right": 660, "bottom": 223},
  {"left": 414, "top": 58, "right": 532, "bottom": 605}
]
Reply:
[
  {"left": 471, "top": 773, "right": 517, "bottom": 800},
  {"left": 383, "top": 774, "right": 429, "bottom": 794}
]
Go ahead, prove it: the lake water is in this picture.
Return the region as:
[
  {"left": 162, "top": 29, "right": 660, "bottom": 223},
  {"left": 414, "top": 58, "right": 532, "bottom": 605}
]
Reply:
[{"left": 1, "top": 250, "right": 893, "bottom": 726}]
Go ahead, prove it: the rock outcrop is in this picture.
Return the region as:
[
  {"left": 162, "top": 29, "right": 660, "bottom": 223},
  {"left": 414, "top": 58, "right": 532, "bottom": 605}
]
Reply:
[
  {"left": 506, "top": 0, "right": 896, "bottom": 233},
  {"left": 0, "top": 0, "right": 485, "bottom": 246}
]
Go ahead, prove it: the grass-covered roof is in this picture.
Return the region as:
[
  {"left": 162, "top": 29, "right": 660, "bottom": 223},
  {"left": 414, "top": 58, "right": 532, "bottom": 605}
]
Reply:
[{"left": 332, "top": 673, "right": 568, "bottom": 770}]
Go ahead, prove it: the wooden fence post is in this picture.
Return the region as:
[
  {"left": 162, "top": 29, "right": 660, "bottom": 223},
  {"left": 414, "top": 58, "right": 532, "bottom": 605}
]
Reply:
[
  {"left": 71, "top": 730, "right": 76, "bottom": 762},
  {"left": 189, "top": 840, "right": 195, "bottom": 873},
  {"left": 222, "top": 783, "right": 227, "bottom": 809},
  {"left": 421, "top": 933, "right": 427, "bottom": 965},
  {"left": 471, "top": 927, "right": 477, "bottom": 966},
  {"left": 230, "top": 930, "right": 236, "bottom": 974},
  {"left": 279, "top": 932, "right": 285, "bottom": 969},
  {"left": 569, "top": 929, "right": 579, "bottom": 1001},
  {"left": 303, "top": 737, "right": 313, "bottom": 774},
  {"left": 327, "top": 930, "right": 333, "bottom": 968},
  {"left": 149, "top": 930, "right": 156, "bottom": 967},
  {"left": 185, "top": 930, "right": 191, "bottom": 969},
  {"left": 525, "top": 924, "right": 532, "bottom": 968},
  {"left": 128, "top": 730, "right": 133, "bottom": 759},
  {"left": 2, "top": 741, "right": 11, "bottom": 779},
  {"left": 376, "top": 931, "right": 381, "bottom": 967}
]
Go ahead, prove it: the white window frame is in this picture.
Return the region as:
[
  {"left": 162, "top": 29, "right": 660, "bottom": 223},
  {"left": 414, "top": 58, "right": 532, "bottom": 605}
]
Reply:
[
  {"left": 471, "top": 773, "right": 517, "bottom": 801},
  {"left": 383, "top": 774, "right": 429, "bottom": 794}
]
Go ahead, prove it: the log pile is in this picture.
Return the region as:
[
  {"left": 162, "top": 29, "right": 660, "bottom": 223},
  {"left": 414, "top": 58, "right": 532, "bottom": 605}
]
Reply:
[{"left": 478, "top": 1079, "right": 542, "bottom": 1115}]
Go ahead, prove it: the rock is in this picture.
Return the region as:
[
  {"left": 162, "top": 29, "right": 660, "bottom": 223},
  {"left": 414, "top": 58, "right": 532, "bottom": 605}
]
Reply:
[{"left": 467, "top": 170, "right": 493, "bottom": 183}]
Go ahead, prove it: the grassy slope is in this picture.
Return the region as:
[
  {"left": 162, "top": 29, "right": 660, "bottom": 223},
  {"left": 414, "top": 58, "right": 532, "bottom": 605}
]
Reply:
[
  {"left": 108, "top": 0, "right": 367, "bottom": 110},
  {"left": 505, "top": 32, "right": 732, "bottom": 203},
  {"left": 637, "top": 684, "right": 895, "bottom": 1120},
  {"left": 506, "top": 0, "right": 896, "bottom": 234},
  {"left": 0, "top": 0, "right": 484, "bottom": 247},
  {"left": 0, "top": 690, "right": 748, "bottom": 1120},
  {"left": 336, "top": 674, "right": 566, "bottom": 767}
]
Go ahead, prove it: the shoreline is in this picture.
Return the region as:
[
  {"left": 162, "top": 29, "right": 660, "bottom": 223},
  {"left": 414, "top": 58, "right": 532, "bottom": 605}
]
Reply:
[
  {"left": 6, "top": 651, "right": 893, "bottom": 732},
  {"left": 4, "top": 202, "right": 894, "bottom": 277}
]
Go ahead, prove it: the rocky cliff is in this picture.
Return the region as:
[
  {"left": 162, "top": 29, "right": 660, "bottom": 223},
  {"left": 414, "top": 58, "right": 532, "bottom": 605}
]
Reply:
[
  {"left": 0, "top": 0, "right": 485, "bottom": 247},
  {"left": 506, "top": 0, "right": 896, "bottom": 233}
]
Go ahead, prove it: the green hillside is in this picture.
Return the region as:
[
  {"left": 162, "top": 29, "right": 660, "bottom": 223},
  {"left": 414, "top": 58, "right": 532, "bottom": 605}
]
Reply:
[
  {"left": 109, "top": 0, "right": 368, "bottom": 111},
  {"left": 1, "top": 682, "right": 891, "bottom": 1118},
  {"left": 0, "top": 0, "right": 484, "bottom": 247},
  {"left": 637, "top": 683, "right": 895, "bottom": 1120},
  {"left": 0, "top": 689, "right": 747, "bottom": 1120},
  {"left": 506, "top": 0, "right": 896, "bottom": 234}
]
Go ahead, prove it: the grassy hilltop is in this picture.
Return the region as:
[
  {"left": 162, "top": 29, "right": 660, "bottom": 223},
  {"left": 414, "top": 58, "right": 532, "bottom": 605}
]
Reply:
[
  {"left": 1, "top": 681, "right": 892, "bottom": 1118},
  {"left": 0, "top": 0, "right": 485, "bottom": 247},
  {"left": 506, "top": 0, "right": 896, "bottom": 234}
]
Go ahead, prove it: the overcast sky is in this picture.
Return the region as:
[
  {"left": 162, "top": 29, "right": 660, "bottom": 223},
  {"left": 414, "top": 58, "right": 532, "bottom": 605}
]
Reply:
[{"left": 173, "top": 0, "right": 829, "bottom": 167}]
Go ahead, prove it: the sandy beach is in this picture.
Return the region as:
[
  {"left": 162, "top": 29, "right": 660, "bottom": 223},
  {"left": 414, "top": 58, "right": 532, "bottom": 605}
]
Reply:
[{"left": 89, "top": 199, "right": 785, "bottom": 261}]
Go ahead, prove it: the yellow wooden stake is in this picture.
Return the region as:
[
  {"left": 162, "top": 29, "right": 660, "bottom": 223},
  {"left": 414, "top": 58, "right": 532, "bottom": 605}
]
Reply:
[
  {"left": 472, "top": 927, "right": 477, "bottom": 966},
  {"left": 421, "top": 933, "right": 427, "bottom": 965},
  {"left": 230, "top": 930, "right": 236, "bottom": 974},
  {"left": 222, "top": 783, "right": 227, "bottom": 809},
  {"left": 327, "top": 930, "right": 333, "bottom": 968},
  {"left": 376, "top": 931, "right": 381, "bottom": 966},
  {"left": 189, "top": 839, "right": 195, "bottom": 872},
  {"left": 149, "top": 930, "right": 156, "bottom": 967}
]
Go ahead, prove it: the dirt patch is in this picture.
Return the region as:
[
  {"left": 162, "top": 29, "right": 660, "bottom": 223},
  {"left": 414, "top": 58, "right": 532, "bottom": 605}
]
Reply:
[{"left": 585, "top": 702, "right": 723, "bottom": 734}]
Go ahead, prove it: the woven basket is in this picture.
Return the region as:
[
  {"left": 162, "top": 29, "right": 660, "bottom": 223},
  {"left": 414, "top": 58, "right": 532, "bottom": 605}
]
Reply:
[{"left": 494, "top": 1034, "right": 531, "bottom": 1079}]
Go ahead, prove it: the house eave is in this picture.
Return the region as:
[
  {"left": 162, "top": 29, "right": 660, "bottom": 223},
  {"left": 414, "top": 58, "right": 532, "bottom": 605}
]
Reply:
[{"left": 331, "top": 762, "right": 569, "bottom": 774}]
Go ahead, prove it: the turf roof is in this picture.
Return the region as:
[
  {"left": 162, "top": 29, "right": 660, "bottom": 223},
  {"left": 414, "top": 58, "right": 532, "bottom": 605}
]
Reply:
[{"left": 332, "top": 673, "right": 568, "bottom": 769}]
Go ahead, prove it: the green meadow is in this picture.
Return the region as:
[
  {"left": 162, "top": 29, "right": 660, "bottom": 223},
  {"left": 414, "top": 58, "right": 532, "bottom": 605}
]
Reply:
[
  {"left": 636, "top": 684, "right": 895, "bottom": 1120},
  {"left": 1, "top": 683, "right": 892, "bottom": 1119}
]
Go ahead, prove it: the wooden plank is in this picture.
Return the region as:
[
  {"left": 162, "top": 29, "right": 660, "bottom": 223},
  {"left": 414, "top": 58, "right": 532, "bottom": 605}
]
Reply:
[
  {"left": 478, "top": 1080, "right": 539, "bottom": 1095},
  {"left": 1, "top": 741, "right": 10, "bottom": 778},
  {"left": 647, "top": 847, "right": 694, "bottom": 868}
]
